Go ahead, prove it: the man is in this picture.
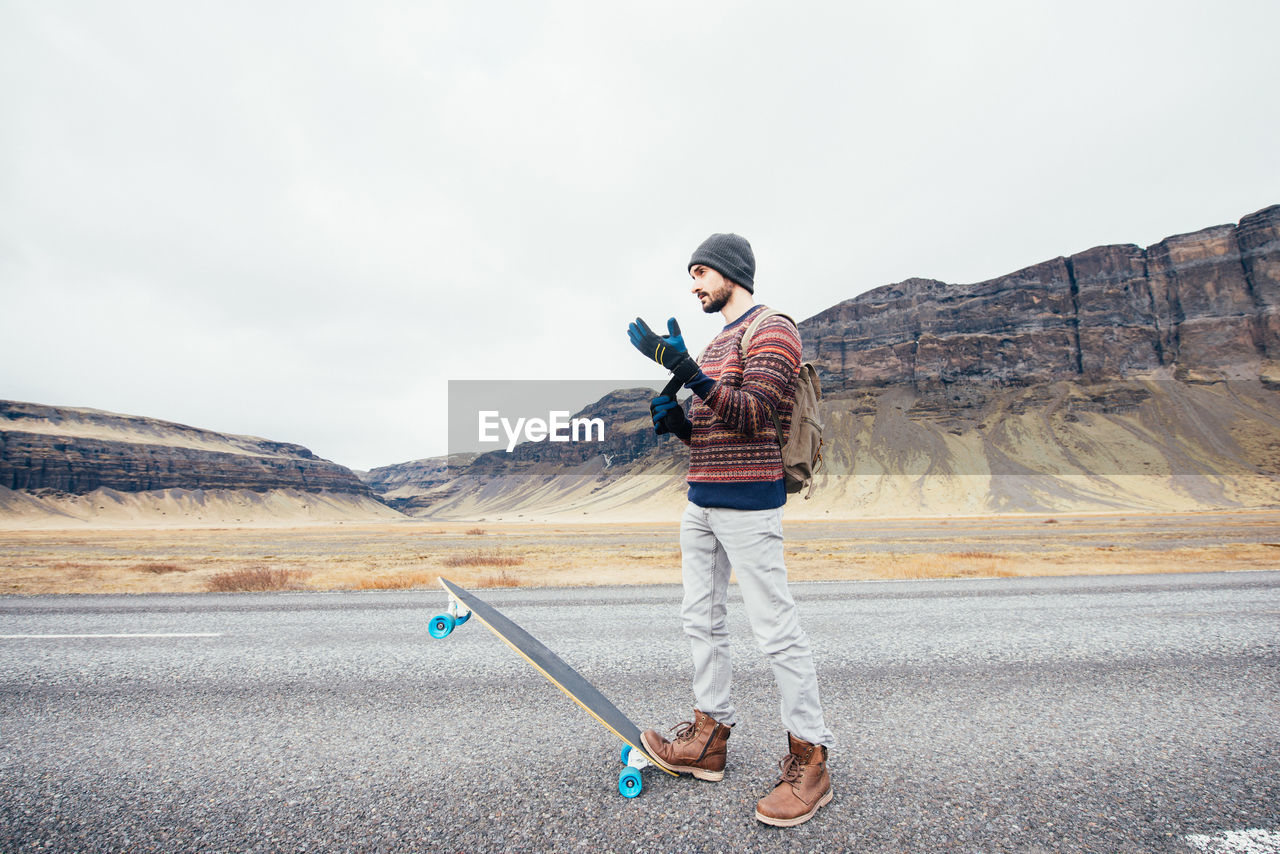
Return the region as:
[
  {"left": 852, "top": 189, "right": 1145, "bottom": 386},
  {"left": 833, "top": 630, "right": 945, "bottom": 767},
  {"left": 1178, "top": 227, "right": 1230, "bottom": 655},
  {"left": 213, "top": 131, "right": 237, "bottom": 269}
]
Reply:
[{"left": 626, "top": 232, "right": 834, "bottom": 827}]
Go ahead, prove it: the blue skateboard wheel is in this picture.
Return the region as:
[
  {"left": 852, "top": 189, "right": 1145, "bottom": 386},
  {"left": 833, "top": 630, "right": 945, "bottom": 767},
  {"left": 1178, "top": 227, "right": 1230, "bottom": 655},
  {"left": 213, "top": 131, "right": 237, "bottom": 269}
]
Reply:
[
  {"left": 618, "top": 767, "right": 642, "bottom": 798},
  {"left": 620, "top": 744, "right": 632, "bottom": 765},
  {"left": 428, "top": 613, "right": 455, "bottom": 639},
  {"left": 455, "top": 611, "right": 470, "bottom": 626}
]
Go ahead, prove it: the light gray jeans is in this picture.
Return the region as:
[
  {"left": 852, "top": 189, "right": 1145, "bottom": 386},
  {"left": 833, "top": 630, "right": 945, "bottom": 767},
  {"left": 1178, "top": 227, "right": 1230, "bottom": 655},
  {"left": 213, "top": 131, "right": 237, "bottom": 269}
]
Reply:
[{"left": 679, "top": 502, "right": 834, "bottom": 747}]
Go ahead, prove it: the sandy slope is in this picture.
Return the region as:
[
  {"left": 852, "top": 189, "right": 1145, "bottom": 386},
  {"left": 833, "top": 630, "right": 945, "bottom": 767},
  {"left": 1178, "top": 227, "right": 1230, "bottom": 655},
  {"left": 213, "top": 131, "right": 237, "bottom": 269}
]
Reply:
[
  {"left": 393, "top": 379, "right": 1280, "bottom": 521},
  {"left": 0, "top": 486, "right": 406, "bottom": 530}
]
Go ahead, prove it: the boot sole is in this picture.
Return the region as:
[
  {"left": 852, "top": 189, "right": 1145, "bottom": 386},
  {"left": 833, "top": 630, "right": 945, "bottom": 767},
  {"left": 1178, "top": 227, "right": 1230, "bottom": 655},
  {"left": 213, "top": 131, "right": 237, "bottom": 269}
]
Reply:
[
  {"left": 639, "top": 731, "right": 725, "bottom": 781},
  {"left": 755, "top": 787, "right": 834, "bottom": 827}
]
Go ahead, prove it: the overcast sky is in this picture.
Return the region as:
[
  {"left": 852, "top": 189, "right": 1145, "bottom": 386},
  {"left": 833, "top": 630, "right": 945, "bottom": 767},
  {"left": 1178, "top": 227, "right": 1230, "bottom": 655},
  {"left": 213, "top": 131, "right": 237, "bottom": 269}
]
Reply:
[{"left": 2, "top": 1, "right": 1277, "bottom": 470}]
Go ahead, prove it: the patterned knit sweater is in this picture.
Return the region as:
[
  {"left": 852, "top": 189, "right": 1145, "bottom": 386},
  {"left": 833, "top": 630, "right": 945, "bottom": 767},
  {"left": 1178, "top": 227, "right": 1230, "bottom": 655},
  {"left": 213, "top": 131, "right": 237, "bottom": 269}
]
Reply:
[{"left": 680, "top": 304, "right": 801, "bottom": 510}]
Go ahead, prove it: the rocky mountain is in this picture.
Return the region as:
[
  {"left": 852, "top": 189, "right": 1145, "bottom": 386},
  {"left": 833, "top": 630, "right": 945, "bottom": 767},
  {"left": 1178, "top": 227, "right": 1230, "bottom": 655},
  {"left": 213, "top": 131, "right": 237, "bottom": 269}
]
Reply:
[
  {"left": 805, "top": 204, "right": 1280, "bottom": 389},
  {"left": 0, "top": 401, "right": 403, "bottom": 527},
  {"left": 371, "top": 203, "right": 1280, "bottom": 520},
  {"left": 359, "top": 455, "right": 458, "bottom": 499}
]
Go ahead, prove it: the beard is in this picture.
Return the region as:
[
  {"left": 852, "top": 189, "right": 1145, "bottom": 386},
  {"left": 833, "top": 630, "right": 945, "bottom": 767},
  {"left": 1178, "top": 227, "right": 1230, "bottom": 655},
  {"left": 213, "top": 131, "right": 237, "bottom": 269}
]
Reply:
[{"left": 699, "top": 281, "right": 734, "bottom": 313}]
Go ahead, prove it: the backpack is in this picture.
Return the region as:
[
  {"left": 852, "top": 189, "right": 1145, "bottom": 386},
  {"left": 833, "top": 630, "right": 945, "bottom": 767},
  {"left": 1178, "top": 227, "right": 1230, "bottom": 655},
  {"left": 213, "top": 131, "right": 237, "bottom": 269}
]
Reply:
[{"left": 739, "top": 308, "right": 824, "bottom": 498}]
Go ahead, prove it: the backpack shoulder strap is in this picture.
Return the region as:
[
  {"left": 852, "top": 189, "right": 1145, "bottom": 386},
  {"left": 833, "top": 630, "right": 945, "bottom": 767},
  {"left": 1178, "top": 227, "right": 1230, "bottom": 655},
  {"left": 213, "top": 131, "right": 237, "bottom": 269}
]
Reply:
[
  {"left": 736, "top": 306, "right": 799, "bottom": 450},
  {"left": 738, "top": 307, "right": 796, "bottom": 357}
]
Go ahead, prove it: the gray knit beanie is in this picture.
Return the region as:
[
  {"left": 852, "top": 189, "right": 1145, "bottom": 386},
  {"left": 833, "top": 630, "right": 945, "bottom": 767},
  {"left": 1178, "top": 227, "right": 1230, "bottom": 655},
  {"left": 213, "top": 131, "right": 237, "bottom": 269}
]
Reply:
[{"left": 688, "top": 233, "right": 755, "bottom": 293}]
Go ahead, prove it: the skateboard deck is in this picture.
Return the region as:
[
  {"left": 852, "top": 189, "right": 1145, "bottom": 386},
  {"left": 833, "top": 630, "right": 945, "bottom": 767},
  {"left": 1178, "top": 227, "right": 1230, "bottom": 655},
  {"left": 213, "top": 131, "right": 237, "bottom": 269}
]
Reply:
[{"left": 429, "top": 576, "right": 676, "bottom": 797}]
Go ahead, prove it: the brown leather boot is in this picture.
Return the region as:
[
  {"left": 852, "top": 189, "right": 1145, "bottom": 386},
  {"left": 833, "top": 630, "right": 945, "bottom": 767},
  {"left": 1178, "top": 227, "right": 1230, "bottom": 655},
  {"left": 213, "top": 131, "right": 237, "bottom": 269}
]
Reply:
[
  {"left": 754, "top": 733, "right": 833, "bottom": 827},
  {"left": 640, "top": 709, "right": 732, "bottom": 781}
]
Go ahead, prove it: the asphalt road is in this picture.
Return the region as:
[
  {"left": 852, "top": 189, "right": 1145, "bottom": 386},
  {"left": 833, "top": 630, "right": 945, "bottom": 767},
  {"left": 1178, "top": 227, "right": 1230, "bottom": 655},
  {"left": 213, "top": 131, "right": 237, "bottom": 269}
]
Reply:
[{"left": 2, "top": 572, "right": 1278, "bottom": 853}]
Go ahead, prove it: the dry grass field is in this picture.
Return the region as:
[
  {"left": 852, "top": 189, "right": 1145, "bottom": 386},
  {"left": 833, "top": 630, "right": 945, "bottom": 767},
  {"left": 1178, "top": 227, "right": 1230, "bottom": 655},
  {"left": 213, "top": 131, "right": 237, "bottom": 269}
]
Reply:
[{"left": 1, "top": 510, "right": 1277, "bottom": 595}]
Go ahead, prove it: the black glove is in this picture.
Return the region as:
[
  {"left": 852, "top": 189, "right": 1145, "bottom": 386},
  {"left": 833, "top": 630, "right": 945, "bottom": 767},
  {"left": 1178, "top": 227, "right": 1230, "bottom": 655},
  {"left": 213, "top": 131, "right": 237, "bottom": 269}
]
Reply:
[
  {"left": 650, "top": 394, "right": 693, "bottom": 441},
  {"left": 627, "top": 317, "right": 700, "bottom": 385}
]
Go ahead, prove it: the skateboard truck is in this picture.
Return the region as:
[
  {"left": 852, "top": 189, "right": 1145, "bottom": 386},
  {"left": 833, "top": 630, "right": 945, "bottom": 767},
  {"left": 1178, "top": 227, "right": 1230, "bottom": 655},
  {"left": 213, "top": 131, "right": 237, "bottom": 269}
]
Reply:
[
  {"left": 427, "top": 597, "right": 471, "bottom": 639},
  {"left": 618, "top": 744, "right": 653, "bottom": 798}
]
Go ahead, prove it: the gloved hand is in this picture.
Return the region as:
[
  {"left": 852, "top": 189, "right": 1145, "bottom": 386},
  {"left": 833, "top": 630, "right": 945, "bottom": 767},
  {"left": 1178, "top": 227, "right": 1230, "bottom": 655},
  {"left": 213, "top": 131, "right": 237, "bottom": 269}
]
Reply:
[
  {"left": 650, "top": 394, "right": 692, "bottom": 441},
  {"left": 628, "top": 317, "right": 699, "bottom": 385},
  {"left": 650, "top": 394, "right": 679, "bottom": 429}
]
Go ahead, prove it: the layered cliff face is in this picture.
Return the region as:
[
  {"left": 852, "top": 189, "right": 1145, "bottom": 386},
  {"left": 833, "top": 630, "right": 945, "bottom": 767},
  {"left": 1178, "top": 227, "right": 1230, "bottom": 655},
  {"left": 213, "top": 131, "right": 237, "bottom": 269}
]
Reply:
[
  {"left": 804, "top": 205, "right": 1280, "bottom": 388},
  {"left": 0, "top": 401, "right": 375, "bottom": 494},
  {"left": 0, "top": 401, "right": 403, "bottom": 526},
  {"left": 378, "top": 204, "right": 1280, "bottom": 520},
  {"left": 360, "top": 456, "right": 458, "bottom": 498}
]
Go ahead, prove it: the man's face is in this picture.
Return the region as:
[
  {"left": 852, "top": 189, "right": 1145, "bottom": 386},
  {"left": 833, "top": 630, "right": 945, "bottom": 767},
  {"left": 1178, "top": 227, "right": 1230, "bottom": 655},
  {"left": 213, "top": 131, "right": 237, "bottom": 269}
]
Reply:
[{"left": 690, "top": 265, "right": 733, "bottom": 313}]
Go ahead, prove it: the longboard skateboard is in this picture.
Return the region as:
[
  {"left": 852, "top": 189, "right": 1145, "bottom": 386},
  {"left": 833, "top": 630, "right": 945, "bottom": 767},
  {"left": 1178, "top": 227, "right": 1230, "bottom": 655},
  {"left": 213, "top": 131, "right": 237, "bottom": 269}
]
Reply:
[{"left": 428, "top": 576, "right": 677, "bottom": 797}]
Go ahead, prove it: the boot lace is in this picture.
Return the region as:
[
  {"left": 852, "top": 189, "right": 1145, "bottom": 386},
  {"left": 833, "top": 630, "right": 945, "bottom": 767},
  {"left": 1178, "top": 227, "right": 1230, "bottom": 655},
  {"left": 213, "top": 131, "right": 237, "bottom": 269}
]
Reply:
[
  {"left": 775, "top": 753, "right": 804, "bottom": 784},
  {"left": 669, "top": 720, "right": 699, "bottom": 743}
]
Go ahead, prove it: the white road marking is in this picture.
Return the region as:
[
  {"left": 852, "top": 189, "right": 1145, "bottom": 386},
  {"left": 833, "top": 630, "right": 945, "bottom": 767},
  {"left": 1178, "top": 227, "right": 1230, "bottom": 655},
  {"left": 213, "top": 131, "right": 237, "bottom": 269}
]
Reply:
[
  {"left": 1186, "top": 830, "right": 1280, "bottom": 854},
  {"left": 0, "top": 633, "right": 223, "bottom": 639}
]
